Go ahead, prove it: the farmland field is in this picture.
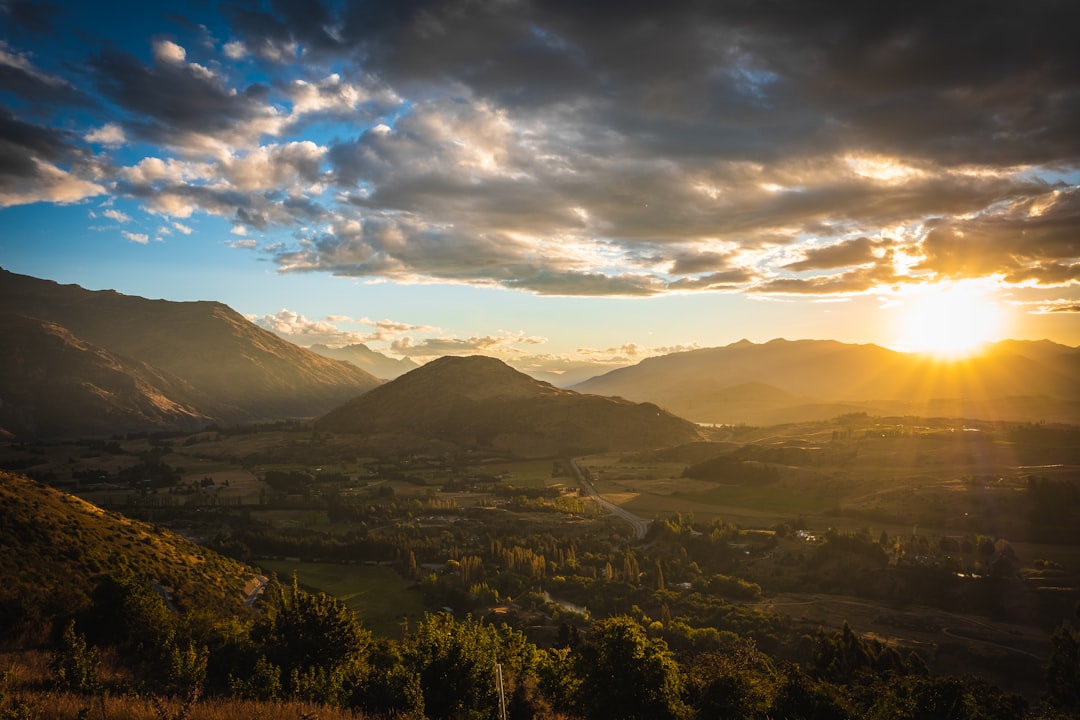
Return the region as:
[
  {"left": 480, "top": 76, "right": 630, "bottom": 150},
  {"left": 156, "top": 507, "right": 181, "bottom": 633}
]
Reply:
[{"left": 256, "top": 559, "right": 426, "bottom": 637}]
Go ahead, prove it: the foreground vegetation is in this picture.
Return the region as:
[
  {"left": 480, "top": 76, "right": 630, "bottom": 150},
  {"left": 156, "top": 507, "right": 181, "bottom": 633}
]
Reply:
[{"left": 2, "top": 414, "right": 1079, "bottom": 718}]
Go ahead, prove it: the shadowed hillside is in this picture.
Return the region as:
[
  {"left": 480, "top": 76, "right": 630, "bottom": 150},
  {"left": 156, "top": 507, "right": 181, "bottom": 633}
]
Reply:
[
  {"left": 317, "top": 355, "right": 706, "bottom": 456},
  {"left": 573, "top": 338, "right": 1080, "bottom": 425},
  {"left": 0, "top": 268, "right": 381, "bottom": 437},
  {"left": 0, "top": 314, "right": 212, "bottom": 439}
]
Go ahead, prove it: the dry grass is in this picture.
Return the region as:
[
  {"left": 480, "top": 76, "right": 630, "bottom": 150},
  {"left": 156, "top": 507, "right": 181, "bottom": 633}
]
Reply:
[
  {"left": 3, "top": 691, "right": 366, "bottom": 719},
  {"left": 0, "top": 650, "right": 366, "bottom": 720}
]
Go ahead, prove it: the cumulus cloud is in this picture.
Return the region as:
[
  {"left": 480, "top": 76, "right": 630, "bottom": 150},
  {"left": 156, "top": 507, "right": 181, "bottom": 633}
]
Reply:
[
  {"left": 0, "top": 110, "right": 105, "bottom": 206},
  {"left": 389, "top": 332, "right": 543, "bottom": 359},
  {"left": 222, "top": 40, "right": 246, "bottom": 59},
  {"left": 251, "top": 309, "right": 371, "bottom": 347},
  {"left": 573, "top": 343, "right": 703, "bottom": 366},
  {"left": 152, "top": 39, "right": 186, "bottom": 65},
  {"left": 84, "top": 123, "right": 126, "bottom": 147},
  {"left": 122, "top": 230, "right": 149, "bottom": 244}
]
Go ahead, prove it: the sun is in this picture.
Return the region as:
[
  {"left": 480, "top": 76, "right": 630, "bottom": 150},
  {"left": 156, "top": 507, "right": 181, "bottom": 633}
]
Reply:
[{"left": 893, "top": 281, "right": 1005, "bottom": 358}]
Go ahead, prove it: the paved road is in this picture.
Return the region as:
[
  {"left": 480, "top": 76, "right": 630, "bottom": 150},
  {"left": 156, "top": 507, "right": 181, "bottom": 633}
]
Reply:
[{"left": 569, "top": 457, "right": 651, "bottom": 539}]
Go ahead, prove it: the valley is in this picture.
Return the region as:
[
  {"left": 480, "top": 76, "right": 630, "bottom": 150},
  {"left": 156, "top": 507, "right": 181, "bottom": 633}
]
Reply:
[{"left": 3, "top": 410, "right": 1077, "bottom": 714}]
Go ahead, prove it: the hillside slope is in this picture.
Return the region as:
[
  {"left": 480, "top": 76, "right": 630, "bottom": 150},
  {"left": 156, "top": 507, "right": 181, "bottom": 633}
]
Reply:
[
  {"left": 317, "top": 355, "right": 706, "bottom": 455},
  {"left": 0, "top": 314, "right": 211, "bottom": 439},
  {"left": 0, "top": 268, "right": 382, "bottom": 437},
  {"left": 0, "top": 471, "right": 258, "bottom": 627}
]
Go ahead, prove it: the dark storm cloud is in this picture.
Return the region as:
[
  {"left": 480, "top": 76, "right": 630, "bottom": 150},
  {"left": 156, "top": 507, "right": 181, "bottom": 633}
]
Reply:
[
  {"left": 90, "top": 47, "right": 272, "bottom": 149},
  {"left": 223, "top": 0, "right": 345, "bottom": 59},
  {"left": 272, "top": 0, "right": 1080, "bottom": 165},
  {"left": 0, "top": 50, "right": 87, "bottom": 107},
  {"left": 0, "top": 1, "right": 60, "bottom": 37},
  {"left": 0, "top": 108, "right": 74, "bottom": 174},
  {"left": 0, "top": 107, "right": 102, "bottom": 204}
]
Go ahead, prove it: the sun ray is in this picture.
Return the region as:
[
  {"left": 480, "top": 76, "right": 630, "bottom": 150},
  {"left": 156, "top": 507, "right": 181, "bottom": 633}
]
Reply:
[{"left": 892, "top": 281, "right": 1005, "bottom": 359}]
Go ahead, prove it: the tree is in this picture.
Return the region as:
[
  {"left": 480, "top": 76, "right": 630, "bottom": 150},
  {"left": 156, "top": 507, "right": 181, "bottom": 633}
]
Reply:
[
  {"left": 50, "top": 620, "right": 100, "bottom": 695},
  {"left": 404, "top": 612, "right": 539, "bottom": 720},
  {"left": 1046, "top": 621, "right": 1080, "bottom": 712},
  {"left": 574, "top": 616, "right": 688, "bottom": 720},
  {"left": 83, "top": 574, "right": 176, "bottom": 657},
  {"left": 256, "top": 575, "right": 371, "bottom": 702},
  {"left": 769, "top": 663, "right": 851, "bottom": 720},
  {"left": 685, "top": 637, "right": 779, "bottom": 720}
]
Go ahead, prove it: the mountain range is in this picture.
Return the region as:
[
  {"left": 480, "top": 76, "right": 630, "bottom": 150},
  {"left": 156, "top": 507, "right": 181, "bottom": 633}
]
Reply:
[
  {"left": 572, "top": 338, "right": 1080, "bottom": 425},
  {"left": 3, "top": 268, "right": 1078, "bottom": 441},
  {"left": 0, "top": 268, "right": 380, "bottom": 439}
]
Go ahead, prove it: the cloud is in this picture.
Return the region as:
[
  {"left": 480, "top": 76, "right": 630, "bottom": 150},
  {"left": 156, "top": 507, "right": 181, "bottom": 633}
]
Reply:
[
  {"left": 0, "top": 39, "right": 84, "bottom": 105},
  {"left": 783, "top": 237, "right": 890, "bottom": 272},
  {"left": 102, "top": 208, "right": 130, "bottom": 222},
  {"left": 0, "top": 111, "right": 105, "bottom": 205},
  {"left": 84, "top": 122, "right": 126, "bottom": 147},
  {"left": 574, "top": 342, "right": 702, "bottom": 365},
  {"left": 222, "top": 40, "right": 246, "bottom": 59},
  {"left": 220, "top": 141, "right": 326, "bottom": 192},
  {"left": 389, "top": 333, "right": 541, "bottom": 359},
  {"left": 152, "top": 39, "right": 186, "bottom": 65},
  {"left": 0, "top": 1, "right": 60, "bottom": 37},
  {"left": 122, "top": 230, "right": 149, "bottom": 244},
  {"left": 251, "top": 309, "right": 371, "bottom": 347},
  {"left": 90, "top": 45, "right": 285, "bottom": 157},
  {"left": 5, "top": 0, "right": 1080, "bottom": 299},
  {"left": 354, "top": 317, "right": 436, "bottom": 342},
  {"left": 916, "top": 187, "right": 1080, "bottom": 286}
]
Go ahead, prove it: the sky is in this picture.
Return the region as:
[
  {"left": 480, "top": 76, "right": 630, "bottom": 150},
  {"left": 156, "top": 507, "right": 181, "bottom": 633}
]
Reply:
[{"left": 1, "top": 0, "right": 1078, "bottom": 378}]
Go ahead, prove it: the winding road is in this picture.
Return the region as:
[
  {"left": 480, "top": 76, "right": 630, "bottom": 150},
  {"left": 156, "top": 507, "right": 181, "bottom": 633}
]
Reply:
[{"left": 569, "top": 457, "right": 651, "bottom": 539}]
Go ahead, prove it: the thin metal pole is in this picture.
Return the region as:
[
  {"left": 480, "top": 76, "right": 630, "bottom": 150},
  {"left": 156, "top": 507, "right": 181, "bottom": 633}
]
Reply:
[{"left": 495, "top": 662, "right": 507, "bottom": 720}]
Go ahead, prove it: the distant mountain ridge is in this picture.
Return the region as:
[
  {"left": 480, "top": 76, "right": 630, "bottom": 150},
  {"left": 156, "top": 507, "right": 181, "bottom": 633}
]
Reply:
[
  {"left": 0, "top": 268, "right": 381, "bottom": 439},
  {"left": 572, "top": 338, "right": 1080, "bottom": 425},
  {"left": 307, "top": 343, "right": 418, "bottom": 379},
  {"left": 317, "top": 355, "right": 706, "bottom": 456}
]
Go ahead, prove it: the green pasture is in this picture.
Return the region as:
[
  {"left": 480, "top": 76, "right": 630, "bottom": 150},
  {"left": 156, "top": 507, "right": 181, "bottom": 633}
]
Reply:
[
  {"left": 467, "top": 459, "right": 560, "bottom": 489},
  {"left": 257, "top": 559, "right": 426, "bottom": 637}
]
